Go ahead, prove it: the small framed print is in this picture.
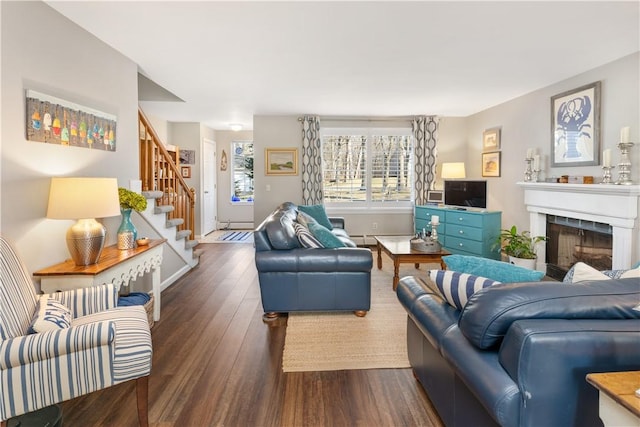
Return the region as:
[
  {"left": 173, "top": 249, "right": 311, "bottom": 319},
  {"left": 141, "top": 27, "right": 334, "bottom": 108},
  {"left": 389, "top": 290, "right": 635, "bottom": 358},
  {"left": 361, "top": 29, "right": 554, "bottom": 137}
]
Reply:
[
  {"left": 482, "top": 128, "right": 501, "bottom": 151},
  {"left": 426, "top": 190, "right": 443, "bottom": 205},
  {"left": 265, "top": 148, "right": 298, "bottom": 176},
  {"left": 482, "top": 151, "right": 501, "bottom": 177},
  {"left": 181, "top": 166, "right": 191, "bottom": 178}
]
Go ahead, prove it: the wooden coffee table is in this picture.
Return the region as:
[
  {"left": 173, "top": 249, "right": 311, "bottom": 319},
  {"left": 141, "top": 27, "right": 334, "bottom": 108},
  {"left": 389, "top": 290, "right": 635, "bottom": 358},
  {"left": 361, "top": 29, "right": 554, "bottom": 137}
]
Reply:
[{"left": 375, "top": 236, "right": 450, "bottom": 291}]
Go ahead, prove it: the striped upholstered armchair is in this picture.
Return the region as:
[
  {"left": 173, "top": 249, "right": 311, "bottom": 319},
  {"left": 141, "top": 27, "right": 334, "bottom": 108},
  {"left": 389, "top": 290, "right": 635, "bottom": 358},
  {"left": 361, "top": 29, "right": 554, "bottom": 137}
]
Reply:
[{"left": 0, "top": 236, "right": 153, "bottom": 426}]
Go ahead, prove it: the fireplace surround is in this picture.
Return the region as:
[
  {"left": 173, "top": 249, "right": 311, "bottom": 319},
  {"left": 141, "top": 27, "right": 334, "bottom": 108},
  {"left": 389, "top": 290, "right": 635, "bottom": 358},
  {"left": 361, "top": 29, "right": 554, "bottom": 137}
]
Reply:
[{"left": 518, "top": 182, "right": 640, "bottom": 272}]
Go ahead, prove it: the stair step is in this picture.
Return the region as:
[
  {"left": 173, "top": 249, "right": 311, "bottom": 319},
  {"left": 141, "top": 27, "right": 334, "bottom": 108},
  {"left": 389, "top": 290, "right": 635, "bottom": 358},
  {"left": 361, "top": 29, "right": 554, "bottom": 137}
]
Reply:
[
  {"left": 166, "top": 218, "right": 184, "bottom": 228},
  {"left": 192, "top": 248, "right": 204, "bottom": 259},
  {"left": 176, "top": 230, "right": 191, "bottom": 240},
  {"left": 185, "top": 240, "right": 199, "bottom": 250},
  {"left": 142, "top": 190, "right": 164, "bottom": 199},
  {"left": 155, "top": 205, "right": 174, "bottom": 214}
]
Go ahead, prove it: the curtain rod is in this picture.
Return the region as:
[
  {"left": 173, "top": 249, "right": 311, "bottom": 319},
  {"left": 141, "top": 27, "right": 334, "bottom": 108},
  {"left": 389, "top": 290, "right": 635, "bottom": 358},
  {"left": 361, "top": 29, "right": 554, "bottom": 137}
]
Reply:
[{"left": 297, "top": 116, "right": 417, "bottom": 122}]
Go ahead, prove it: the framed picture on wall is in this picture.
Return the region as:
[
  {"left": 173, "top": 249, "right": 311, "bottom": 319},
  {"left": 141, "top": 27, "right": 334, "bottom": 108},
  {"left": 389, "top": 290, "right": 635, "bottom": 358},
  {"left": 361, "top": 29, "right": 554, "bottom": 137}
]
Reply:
[
  {"left": 550, "top": 81, "right": 600, "bottom": 167},
  {"left": 482, "top": 151, "right": 501, "bottom": 177},
  {"left": 482, "top": 127, "right": 501, "bottom": 151},
  {"left": 265, "top": 148, "right": 298, "bottom": 175}
]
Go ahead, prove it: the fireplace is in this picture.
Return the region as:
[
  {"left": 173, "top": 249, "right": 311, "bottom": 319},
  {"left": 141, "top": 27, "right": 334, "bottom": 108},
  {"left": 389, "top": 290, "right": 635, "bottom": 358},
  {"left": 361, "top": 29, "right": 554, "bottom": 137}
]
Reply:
[
  {"left": 545, "top": 215, "right": 613, "bottom": 280},
  {"left": 518, "top": 182, "right": 640, "bottom": 273}
]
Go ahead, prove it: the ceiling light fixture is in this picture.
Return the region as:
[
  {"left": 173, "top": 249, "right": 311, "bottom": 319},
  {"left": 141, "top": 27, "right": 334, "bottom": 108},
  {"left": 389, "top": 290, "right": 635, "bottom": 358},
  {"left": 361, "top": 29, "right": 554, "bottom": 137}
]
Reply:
[{"left": 230, "top": 124, "right": 242, "bottom": 132}]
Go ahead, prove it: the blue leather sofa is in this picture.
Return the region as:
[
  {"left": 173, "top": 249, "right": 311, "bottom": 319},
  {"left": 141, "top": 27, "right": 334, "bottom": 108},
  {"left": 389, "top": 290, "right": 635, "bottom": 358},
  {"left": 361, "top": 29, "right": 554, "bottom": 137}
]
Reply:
[
  {"left": 396, "top": 275, "right": 640, "bottom": 427},
  {"left": 254, "top": 202, "right": 373, "bottom": 320}
]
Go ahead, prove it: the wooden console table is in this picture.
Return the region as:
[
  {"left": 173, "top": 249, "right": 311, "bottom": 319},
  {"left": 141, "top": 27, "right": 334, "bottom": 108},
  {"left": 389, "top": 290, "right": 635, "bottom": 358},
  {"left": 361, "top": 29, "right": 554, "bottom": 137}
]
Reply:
[
  {"left": 34, "top": 239, "right": 165, "bottom": 321},
  {"left": 587, "top": 371, "right": 640, "bottom": 426}
]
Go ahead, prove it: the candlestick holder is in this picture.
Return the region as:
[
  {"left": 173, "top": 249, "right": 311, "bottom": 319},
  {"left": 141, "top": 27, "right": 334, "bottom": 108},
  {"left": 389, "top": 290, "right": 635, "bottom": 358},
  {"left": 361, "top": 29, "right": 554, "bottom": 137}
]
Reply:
[
  {"left": 524, "top": 158, "right": 533, "bottom": 182},
  {"left": 532, "top": 169, "right": 541, "bottom": 183},
  {"left": 431, "top": 223, "right": 439, "bottom": 242},
  {"left": 615, "top": 142, "right": 635, "bottom": 185},
  {"left": 600, "top": 166, "right": 615, "bottom": 184}
]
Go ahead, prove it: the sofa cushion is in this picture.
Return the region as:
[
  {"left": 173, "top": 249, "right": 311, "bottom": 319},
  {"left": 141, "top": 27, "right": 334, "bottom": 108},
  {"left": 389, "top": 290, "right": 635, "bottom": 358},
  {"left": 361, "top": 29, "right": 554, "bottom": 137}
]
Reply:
[
  {"left": 563, "top": 262, "right": 640, "bottom": 283},
  {"left": 299, "top": 204, "right": 334, "bottom": 230},
  {"left": 458, "top": 278, "right": 640, "bottom": 349},
  {"left": 265, "top": 209, "right": 300, "bottom": 250},
  {"left": 429, "top": 270, "right": 501, "bottom": 310},
  {"left": 293, "top": 223, "right": 323, "bottom": 248},
  {"left": 28, "top": 295, "right": 72, "bottom": 334},
  {"left": 308, "top": 222, "right": 345, "bottom": 248},
  {"left": 443, "top": 254, "right": 544, "bottom": 283}
]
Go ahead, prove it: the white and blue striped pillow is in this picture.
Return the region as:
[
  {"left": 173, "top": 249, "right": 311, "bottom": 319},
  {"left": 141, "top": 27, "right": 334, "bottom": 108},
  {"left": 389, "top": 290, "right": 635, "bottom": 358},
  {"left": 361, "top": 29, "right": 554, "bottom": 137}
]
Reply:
[
  {"left": 293, "top": 223, "right": 323, "bottom": 248},
  {"left": 429, "top": 270, "right": 501, "bottom": 310}
]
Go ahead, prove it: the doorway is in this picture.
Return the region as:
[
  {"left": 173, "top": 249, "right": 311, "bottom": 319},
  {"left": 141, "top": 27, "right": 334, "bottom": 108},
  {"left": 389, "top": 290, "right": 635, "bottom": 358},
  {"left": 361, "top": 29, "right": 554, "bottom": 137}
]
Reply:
[{"left": 202, "top": 138, "right": 217, "bottom": 236}]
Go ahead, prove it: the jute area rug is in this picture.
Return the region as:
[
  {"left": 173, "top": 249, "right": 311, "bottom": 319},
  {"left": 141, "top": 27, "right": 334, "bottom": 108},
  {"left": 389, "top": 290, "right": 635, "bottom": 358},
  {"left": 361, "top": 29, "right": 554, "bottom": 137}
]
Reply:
[{"left": 282, "top": 256, "right": 438, "bottom": 372}]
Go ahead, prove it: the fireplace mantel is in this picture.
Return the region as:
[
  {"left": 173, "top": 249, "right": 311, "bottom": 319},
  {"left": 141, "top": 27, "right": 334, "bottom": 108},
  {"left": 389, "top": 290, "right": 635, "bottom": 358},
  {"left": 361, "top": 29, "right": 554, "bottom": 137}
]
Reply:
[{"left": 517, "top": 182, "right": 640, "bottom": 270}]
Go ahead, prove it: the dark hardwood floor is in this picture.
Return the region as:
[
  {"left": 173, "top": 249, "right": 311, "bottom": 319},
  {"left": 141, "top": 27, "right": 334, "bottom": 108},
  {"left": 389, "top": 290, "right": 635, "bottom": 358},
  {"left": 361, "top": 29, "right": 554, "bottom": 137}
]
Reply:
[{"left": 61, "top": 243, "right": 443, "bottom": 426}]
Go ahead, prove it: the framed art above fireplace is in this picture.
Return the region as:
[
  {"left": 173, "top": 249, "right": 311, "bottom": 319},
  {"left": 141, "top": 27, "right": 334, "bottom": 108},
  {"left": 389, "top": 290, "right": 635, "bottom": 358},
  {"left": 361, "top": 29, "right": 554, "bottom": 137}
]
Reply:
[{"left": 550, "top": 81, "right": 601, "bottom": 167}]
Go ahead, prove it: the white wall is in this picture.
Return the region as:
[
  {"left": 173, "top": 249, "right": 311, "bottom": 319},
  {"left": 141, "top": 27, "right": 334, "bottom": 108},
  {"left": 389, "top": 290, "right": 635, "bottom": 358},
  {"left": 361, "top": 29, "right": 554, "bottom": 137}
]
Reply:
[
  {"left": 1, "top": 1, "right": 140, "bottom": 272},
  {"left": 466, "top": 52, "right": 639, "bottom": 231}
]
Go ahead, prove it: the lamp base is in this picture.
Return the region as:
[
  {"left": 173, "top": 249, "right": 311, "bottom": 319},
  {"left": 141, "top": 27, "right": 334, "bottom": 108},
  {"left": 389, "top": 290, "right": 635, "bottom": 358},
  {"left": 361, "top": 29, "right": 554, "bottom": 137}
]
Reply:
[{"left": 66, "top": 219, "right": 106, "bottom": 266}]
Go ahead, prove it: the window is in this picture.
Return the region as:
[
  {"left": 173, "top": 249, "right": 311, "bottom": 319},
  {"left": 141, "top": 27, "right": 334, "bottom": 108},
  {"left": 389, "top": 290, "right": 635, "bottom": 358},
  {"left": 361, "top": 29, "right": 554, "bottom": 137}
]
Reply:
[
  {"left": 231, "top": 141, "right": 254, "bottom": 203},
  {"left": 321, "top": 128, "right": 414, "bottom": 207}
]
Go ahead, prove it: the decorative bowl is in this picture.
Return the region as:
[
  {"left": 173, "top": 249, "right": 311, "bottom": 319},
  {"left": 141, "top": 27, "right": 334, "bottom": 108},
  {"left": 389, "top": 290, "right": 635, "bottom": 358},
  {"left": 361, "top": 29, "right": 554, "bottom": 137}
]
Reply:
[{"left": 136, "top": 237, "right": 150, "bottom": 246}]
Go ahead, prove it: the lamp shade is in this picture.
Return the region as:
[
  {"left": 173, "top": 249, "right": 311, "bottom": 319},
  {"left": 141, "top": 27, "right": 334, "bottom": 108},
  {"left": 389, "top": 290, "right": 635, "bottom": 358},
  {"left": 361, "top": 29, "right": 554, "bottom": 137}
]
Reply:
[
  {"left": 441, "top": 162, "right": 466, "bottom": 179},
  {"left": 47, "top": 177, "right": 121, "bottom": 266},
  {"left": 47, "top": 177, "right": 121, "bottom": 220}
]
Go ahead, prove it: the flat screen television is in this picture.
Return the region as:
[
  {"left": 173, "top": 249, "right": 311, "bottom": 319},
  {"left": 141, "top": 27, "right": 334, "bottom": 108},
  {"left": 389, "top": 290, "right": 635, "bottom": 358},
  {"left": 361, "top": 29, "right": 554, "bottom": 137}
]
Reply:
[{"left": 444, "top": 180, "right": 487, "bottom": 209}]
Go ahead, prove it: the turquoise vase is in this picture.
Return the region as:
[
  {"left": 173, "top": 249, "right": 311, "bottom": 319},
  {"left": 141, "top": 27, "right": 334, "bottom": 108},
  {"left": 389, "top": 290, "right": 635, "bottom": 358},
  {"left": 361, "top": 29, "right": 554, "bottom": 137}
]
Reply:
[{"left": 117, "top": 208, "right": 137, "bottom": 249}]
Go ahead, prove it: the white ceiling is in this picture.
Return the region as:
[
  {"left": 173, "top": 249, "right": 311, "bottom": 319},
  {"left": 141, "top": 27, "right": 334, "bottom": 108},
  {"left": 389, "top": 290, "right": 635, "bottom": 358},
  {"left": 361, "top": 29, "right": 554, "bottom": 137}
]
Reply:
[{"left": 46, "top": 1, "right": 639, "bottom": 131}]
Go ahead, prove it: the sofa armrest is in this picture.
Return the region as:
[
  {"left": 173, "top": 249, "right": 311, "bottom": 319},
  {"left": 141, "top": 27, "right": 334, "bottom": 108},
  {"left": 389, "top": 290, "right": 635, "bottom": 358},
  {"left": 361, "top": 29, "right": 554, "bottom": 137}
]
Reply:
[
  {"left": 0, "top": 321, "right": 115, "bottom": 370},
  {"left": 49, "top": 283, "right": 118, "bottom": 318},
  {"left": 329, "top": 217, "right": 345, "bottom": 229},
  {"left": 498, "top": 319, "right": 640, "bottom": 427},
  {"left": 255, "top": 247, "right": 372, "bottom": 273}
]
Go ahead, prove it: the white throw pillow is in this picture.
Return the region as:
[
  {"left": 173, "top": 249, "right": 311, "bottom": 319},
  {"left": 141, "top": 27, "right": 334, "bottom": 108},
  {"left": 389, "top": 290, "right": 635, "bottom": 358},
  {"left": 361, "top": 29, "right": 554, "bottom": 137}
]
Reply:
[
  {"left": 28, "top": 294, "right": 72, "bottom": 334},
  {"left": 570, "top": 262, "right": 610, "bottom": 282},
  {"left": 621, "top": 267, "right": 640, "bottom": 279}
]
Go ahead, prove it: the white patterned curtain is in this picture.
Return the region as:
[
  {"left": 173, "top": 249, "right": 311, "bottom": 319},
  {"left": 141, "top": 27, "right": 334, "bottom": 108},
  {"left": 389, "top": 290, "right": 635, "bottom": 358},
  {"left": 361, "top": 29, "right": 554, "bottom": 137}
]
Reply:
[
  {"left": 412, "top": 116, "right": 439, "bottom": 205},
  {"left": 301, "top": 116, "right": 324, "bottom": 204}
]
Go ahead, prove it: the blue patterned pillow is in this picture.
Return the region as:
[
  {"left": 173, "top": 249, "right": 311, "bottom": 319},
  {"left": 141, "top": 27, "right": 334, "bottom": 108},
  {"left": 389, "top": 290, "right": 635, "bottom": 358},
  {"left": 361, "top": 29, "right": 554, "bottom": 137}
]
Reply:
[
  {"left": 28, "top": 295, "right": 72, "bottom": 334},
  {"left": 430, "top": 270, "right": 501, "bottom": 310},
  {"left": 299, "top": 204, "right": 333, "bottom": 230},
  {"left": 293, "top": 223, "right": 323, "bottom": 248}
]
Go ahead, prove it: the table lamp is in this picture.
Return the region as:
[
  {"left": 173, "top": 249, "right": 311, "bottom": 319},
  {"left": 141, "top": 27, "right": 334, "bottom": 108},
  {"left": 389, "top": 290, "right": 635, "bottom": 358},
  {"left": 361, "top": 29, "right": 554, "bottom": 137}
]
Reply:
[
  {"left": 441, "top": 162, "right": 466, "bottom": 179},
  {"left": 47, "top": 177, "right": 121, "bottom": 265}
]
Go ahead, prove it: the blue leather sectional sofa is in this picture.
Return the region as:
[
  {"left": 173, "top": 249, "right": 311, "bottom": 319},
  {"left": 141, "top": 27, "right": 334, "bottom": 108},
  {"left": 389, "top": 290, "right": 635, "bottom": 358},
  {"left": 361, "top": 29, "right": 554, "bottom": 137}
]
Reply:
[
  {"left": 254, "top": 202, "right": 373, "bottom": 320},
  {"left": 397, "top": 275, "right": 640, "bottom": 427}
]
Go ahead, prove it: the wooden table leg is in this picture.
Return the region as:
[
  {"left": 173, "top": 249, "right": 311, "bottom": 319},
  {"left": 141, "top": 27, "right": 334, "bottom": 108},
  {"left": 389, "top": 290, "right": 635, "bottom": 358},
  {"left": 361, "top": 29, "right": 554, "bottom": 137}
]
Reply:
[
  {"left": 393, "top": 258, "right": 400, "bottom": 291},
  {"left": 377, "top": 242, "right": 383, "bottom": 269},
  {"left": 440, "top": 258, "right": 446, "bottom": 269}
]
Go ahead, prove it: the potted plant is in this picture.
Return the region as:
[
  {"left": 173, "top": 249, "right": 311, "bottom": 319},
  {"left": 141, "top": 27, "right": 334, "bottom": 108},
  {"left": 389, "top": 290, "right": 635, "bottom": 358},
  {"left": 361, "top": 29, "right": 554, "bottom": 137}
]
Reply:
[
  {"left": 117, "top": 188, "right": 147, "bottom": 249},
  {"left": 495, "top": 225, "right": 547, "bottom": 269}
]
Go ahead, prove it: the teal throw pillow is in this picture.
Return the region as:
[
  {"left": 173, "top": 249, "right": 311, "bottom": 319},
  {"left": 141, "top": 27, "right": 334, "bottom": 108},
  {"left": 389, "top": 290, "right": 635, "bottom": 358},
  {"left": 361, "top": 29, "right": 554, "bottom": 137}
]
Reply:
[
  {"left": 443, "top": 254, "right": 544, "bottom": 283},
  {"left": 308, "top": 222, "right": 345, "bottom": 248},
  {"left": 299, "top": 204, "right": 333, "bottom": 230}
]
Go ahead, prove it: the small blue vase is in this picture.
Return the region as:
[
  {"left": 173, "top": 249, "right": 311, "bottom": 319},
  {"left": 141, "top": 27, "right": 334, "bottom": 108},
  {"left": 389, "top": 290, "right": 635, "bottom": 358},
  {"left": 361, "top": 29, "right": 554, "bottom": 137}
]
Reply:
[{"left": 117, "top": 208, "right": 137, "bottom": 249}]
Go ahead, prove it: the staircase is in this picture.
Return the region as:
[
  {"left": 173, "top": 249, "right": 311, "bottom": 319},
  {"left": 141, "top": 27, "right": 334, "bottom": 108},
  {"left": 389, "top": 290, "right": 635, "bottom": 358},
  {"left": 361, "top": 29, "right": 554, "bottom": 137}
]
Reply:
[{"left": 138, "top": 109, "right": 201, "bottom": 268}]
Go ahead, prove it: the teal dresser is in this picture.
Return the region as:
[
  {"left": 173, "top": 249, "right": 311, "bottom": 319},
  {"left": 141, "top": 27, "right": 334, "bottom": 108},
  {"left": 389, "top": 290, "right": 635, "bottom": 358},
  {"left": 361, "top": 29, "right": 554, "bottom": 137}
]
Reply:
[{"left": 414, "top": 205, "right": 502, "bottom": 260}]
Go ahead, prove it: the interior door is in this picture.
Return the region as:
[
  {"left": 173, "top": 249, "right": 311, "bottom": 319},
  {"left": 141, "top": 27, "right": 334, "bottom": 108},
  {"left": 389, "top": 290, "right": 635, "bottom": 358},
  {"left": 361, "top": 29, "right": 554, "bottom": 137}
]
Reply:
[{"left": 202, "top": 138, "right": 217, "bottom": 236}]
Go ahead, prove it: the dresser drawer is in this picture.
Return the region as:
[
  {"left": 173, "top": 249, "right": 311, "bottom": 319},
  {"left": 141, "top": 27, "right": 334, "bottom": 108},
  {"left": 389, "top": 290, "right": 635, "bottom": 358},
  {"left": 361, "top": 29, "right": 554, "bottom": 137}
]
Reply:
[
  {"left": 445, "top": 211, "right": 484, "bottom": 228},
  {"left": 445, "top": 224, "right": 483, "bottom": 241},
  {"left": 446, "top": 236, "right": 483, "bottom": 254}
]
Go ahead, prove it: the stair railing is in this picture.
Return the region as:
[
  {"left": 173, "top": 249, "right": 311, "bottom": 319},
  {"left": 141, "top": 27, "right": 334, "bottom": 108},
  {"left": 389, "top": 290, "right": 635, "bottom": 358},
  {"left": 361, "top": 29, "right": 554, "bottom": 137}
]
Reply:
[{"left": 138, "top": 108, "right": 195, "bottom": 240}]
